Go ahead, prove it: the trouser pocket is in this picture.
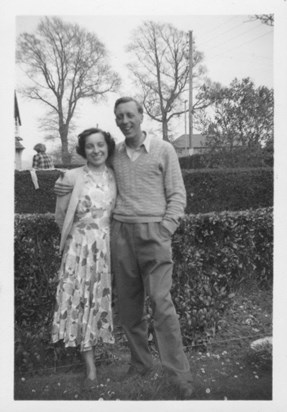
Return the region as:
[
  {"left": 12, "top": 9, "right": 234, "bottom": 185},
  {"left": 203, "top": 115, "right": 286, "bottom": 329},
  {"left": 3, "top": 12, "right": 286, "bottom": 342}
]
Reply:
[{"left": 111, "top": 220, "right": 121, "bottom": 243}]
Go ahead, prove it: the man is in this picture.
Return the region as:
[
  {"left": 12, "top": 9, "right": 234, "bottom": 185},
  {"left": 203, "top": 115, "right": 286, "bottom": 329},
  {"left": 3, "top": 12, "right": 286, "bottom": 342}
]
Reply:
[
  {"left": 110, "top": 97, "right": 193, "bottom": 398},
  {"left": 32, "top": 143, "right": 54, "bottom": 169}
]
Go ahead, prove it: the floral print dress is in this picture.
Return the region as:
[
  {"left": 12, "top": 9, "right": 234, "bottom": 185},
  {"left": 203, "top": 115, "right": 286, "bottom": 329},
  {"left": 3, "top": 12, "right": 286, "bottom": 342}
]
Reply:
[{"left": 52, "top": 167, "right": 116, "bottom": 351}]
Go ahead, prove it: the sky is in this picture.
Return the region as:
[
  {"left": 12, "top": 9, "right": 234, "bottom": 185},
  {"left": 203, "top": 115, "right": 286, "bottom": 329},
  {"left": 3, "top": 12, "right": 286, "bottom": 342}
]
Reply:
[
  {"left": 15, "top": 13, "right": 274, "bottom": 167},
  {"left": 2, "top": 1, "right": 287, "bottom": 412}
]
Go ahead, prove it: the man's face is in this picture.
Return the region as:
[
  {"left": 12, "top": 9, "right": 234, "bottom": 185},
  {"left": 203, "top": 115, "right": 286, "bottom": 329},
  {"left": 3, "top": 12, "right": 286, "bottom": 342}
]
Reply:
[{"left": 115, "top": 101, "right": 143, "bottom": 140}]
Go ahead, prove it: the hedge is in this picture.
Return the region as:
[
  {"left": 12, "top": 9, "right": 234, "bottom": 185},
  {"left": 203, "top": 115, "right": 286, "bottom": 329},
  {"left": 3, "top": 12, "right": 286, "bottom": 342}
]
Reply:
[
  {"left": 171, "top": 207, "right": 273, "bottom": 345},
  {"left": 15, "top": 170, "right": 61, "bottom": 214},
  {"left": 15, "top": 167, "right": 273, "bottom": 215},
  {"left": 14, "top": 208, "right": 273, "bottom": 372},
  {"left": 183, "top": 168, "right": 273, "bottom": 214},
  {"left": 179, "top": 147, "right": 273, "bottom": 169}
]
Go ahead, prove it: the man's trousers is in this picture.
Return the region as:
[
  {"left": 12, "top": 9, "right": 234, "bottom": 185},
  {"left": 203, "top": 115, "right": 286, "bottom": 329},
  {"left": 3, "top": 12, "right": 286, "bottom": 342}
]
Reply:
[{"left": 111, "top": 221, "right": 192, "bottom": 380}]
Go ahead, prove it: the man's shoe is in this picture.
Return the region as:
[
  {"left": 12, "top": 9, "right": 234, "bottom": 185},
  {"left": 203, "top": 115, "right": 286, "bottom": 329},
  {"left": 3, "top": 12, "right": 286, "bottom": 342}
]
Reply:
[
  {"left": 169, "top": 375, "right": 194, "bottom": 400},
  {"left": 177, "top": 381, "right": 194, "bottom": 400}
]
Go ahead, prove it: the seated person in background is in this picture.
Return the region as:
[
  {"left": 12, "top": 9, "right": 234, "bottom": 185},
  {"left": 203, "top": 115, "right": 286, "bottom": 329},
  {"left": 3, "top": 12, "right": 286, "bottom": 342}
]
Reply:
[{"left": 32, "top": 143, "right": 54, "bottom": 169}]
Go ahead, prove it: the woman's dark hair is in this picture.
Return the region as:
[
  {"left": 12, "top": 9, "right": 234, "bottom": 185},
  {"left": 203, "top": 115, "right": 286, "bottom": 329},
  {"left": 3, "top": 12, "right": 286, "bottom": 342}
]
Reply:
[{"left": 76, "top": 128, "right": 115, "bottom": 159}]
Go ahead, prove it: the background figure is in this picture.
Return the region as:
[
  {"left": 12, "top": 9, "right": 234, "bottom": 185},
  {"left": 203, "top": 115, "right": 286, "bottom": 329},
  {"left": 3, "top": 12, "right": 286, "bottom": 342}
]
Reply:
[
  {"left": 110, "top": 97, "right": 194, "bottom": 399},
  {"left": 32, "top": 143, "right": 54, "bottom": 169},
  {"left": 52, "top": 128, "right": 116, "bottom": 390}
]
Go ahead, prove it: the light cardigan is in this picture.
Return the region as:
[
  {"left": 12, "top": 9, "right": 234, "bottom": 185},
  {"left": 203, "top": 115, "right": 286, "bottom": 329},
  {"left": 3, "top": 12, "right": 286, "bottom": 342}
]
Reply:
[{"left": 55, "top": 165, "right": 115, "bottom": 252}]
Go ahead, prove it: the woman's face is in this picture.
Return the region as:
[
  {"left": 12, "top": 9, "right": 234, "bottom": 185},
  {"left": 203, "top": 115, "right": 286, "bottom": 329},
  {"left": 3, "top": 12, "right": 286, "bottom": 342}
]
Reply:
[{"left": 84, "top": 132, "right": 108, "bottom": 168}]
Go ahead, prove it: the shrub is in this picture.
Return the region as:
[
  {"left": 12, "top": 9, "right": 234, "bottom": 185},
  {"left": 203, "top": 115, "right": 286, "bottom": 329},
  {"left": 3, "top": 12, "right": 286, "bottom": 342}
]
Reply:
[
  {"left": 171, "top": 207, "right": 273, "bottom": 346},
  {"left": 14, "top": 214, "right": 61, "bottom": 372},
  {"left": 179, "top": 154, "right": 206, "bottom": 169},
  {"left": 179, "top": 147, "right": 273, "bottom": 169},
  {"left": 14, "top": 208, "right": 273, "bottom": 371},
  {"left": 15, "top": 170, "right": 61, "bottom": 214},
  {"left": 183, "top": 168, "right": 273, "bottom": 214},
  {"left": 15, "top": 168, "right": 273, "bottom": 215},
  {"left": 14, "top": 213, "right": 61, "bottom": 324}
]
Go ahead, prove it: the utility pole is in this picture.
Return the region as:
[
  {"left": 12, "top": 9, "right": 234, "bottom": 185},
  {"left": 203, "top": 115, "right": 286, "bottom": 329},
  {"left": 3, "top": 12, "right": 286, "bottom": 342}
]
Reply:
[
  {"left": 189, "top": 30, "right": 193, "bottom": 151},
  {"left": 184, "top": 100, "right": 188, "bottom": 154}
]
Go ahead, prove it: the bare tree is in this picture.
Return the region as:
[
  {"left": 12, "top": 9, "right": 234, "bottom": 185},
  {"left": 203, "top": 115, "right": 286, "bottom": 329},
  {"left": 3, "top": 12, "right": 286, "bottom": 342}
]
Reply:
[
  {"left": 38, "top": 110, "right": 79, "bottom": 165},
  {"left": 126, "top": 20, "right": 206, "bottom": 141},
  {"left": 16, "top": 16, "right": 121, "bottom": 163},
  {"left": 38, "top": 109, "right": 74, "bottom": 140},
  {"left": 49, "top": 140, "right": 84, "bottom": 166},
  {"left": 250, "top": 14, "right": 274, "bottom": 26}
]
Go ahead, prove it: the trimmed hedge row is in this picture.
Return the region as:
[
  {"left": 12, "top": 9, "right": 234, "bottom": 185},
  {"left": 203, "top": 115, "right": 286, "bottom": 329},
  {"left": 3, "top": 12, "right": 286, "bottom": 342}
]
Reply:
[
  {"left": 172, "top": 207, "right": 273, "bottom": 345},
  {"left": 179, "top": 147, "right": 273, "bottom": 169},
  {"left": 14, "top": 208, "right": 273, "bottom": 371},
  {"left": 183, "top": 168, "right": 273, "bottom": 214},
  {"left": 14, "top": 214, "right": 61, "bottom": 373},
  {"left": 15, "top": 170, "right": 61, "bottom": 214},
  {"left": 15, "top": 167, "right": 273, "bottom": 214}
]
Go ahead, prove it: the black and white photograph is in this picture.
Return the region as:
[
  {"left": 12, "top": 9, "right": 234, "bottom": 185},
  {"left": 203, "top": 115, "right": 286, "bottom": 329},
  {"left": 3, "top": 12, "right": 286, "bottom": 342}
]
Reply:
[{"left": 1, "top": 0, "right": 287, "bottom": 411}]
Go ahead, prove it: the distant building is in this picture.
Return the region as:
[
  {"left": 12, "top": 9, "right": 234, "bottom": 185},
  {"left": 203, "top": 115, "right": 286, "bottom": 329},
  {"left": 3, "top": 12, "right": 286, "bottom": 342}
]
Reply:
[
  {"left": 172, "top": 134, "right": 207, "bottom": 157},
  {"left": 15, "top": 92, "right": 25, "bottom": 169}
]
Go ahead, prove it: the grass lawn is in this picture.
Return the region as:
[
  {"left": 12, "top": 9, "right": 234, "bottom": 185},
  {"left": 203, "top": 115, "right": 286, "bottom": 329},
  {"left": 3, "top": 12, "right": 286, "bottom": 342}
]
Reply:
[{"left": 14, "top": 286, "right": 272, "bottom": 401}]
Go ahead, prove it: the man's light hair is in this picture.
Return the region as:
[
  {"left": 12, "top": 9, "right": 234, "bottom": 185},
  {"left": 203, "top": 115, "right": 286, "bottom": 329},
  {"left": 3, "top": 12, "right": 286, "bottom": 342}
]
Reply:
[{"left": 114, "top": 97, "right": 143, "bottom": 114}]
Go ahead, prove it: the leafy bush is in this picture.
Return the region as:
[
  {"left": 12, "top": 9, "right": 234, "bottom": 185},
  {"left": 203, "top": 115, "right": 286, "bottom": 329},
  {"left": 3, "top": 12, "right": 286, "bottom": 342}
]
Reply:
[
  {"left": 179, "top": 154, "right": 206, "bottom": 169},
  {"left": 14, "top": 213, "right": 61, "bottom": 325},
  {"left": 171, "top": 207, "right": 273, "bottom": 346},
  {"left": 14, "top": 214, "right": 61, "bottom": 372},
  {"left": 14, "top": 208, "right": 273, "bottom": 371},
  {"left": 200, "top": 147, "right": 273, "bottom": 169},
  {"left": 179, "top": 147, "right": 273, "bottom": 169},
  {"left": 15, "top": 170, "right": 61, "bottom": 214},
  {"left": 15, "top": 167, "right": 273, "bottom": 215},
  {"left": 183, "top": 168, "right": 273, "bottom": 214}
]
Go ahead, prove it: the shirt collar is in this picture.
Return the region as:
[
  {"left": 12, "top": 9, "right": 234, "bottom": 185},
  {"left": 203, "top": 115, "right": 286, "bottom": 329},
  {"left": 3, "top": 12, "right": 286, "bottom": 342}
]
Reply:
[
  {"left": 141, "top": 132, "right": 151, "bottom": 152},
  {"left": 122, "top": 131, "right": 151, "bottom": 153}
]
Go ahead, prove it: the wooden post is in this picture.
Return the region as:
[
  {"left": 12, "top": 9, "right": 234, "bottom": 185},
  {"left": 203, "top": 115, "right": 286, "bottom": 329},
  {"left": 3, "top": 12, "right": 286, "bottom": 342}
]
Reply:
[
  {"left": 189, "top": 30, "right": 193, "bottom": 150},
  {"left": 184, "top": 100, "right": 188, "bottom": 154}
]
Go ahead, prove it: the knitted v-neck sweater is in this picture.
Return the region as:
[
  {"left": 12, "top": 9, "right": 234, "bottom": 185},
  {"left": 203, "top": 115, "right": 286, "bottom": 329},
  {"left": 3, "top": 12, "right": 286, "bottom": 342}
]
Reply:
[{"left": 110, "top": 137, "right": 186, "bottom": 234}]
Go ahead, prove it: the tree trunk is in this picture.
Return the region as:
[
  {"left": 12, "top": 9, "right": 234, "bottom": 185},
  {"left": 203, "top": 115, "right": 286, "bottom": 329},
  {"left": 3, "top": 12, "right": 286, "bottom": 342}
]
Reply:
[
  {"left": 59, "top": 124, "right": 71, "bottom": 165},
  {"left": 162, "top": 119, "right": 169, "bottom": 141}
]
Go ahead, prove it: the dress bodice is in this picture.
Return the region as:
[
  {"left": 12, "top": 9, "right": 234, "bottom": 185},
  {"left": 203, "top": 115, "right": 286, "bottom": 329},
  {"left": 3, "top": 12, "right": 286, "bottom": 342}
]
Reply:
[{"left": 74, "top": 166, "right": 116, "bottom": 230}]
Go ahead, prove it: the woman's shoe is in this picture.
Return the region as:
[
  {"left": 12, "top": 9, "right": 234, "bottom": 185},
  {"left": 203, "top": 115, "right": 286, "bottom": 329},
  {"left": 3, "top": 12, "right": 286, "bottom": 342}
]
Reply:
[{"left": 82, "top": 377, "right": 98, "bottom": 391}]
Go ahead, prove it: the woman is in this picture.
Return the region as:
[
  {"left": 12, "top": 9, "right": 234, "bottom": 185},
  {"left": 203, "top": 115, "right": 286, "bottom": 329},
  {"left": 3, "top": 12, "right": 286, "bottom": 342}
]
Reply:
[{"left": 51, "top": 128, "right": 116, "bottom": 389}]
